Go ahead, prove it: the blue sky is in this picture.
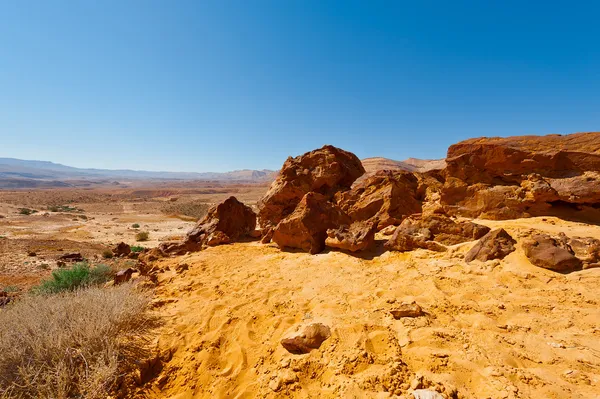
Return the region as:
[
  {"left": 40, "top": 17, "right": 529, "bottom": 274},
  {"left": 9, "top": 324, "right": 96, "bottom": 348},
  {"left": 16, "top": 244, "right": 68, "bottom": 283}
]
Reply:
[{"left": 1, "top": 1, "right": 598, "bottom": 172}]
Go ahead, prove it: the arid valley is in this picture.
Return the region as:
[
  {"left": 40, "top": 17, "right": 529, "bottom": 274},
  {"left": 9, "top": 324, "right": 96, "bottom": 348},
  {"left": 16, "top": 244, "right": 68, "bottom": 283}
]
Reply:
[{"left": 1, "top": 132, "right": 599, "bottom": 399}]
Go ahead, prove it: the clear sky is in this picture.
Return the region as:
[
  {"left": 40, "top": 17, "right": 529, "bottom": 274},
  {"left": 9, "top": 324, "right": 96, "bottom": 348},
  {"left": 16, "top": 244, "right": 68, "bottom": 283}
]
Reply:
[{"left": 1, "top": 1, "right": 599, "bottom": 172}]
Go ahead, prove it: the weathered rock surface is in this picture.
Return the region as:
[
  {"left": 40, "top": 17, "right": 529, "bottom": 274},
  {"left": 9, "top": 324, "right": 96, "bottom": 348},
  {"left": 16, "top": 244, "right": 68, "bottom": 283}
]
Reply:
[
  {"left": 561, "top": 234, "right": 600, "bottom": 270},
  {"left": 399, "top": 214, "right": 490, "bottom": 245},
  {"left": 272, "top": 192, "right": 351, "bottom": 254},
  {"left": 384, "top": 228, "right": 446, "bottom": 253},
  {"left": 113, "top": 242, "right": 131, "bottom": 257},
  {"left": 441, "top": 132, "right": 600, "bottom": 222},
  {"left": 522, "top": 233, "right": 582, "bottom": 272},
  {"left": 335, "top": 170, "right": 422, "bottom": 230},
  {"left": 325, "top": 220, "right": 378, "bottom": 252},
  {"left": 280, "top": 323, "right": 331, "bottom": 354},
  {"left": 257, "top": 145, "right": 364, "bottom": 229},
  {"left": 465, "top": 228, "right": 516, "bottom": 262},
  {"left": 384, "top": 214, "right": 489, "bottom": 253}
]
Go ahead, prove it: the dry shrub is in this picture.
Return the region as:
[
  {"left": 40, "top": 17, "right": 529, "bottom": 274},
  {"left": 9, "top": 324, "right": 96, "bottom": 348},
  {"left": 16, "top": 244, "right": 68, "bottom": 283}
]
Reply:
[{"left": 0, "top": 284, "right": 155, "bottom": 399}]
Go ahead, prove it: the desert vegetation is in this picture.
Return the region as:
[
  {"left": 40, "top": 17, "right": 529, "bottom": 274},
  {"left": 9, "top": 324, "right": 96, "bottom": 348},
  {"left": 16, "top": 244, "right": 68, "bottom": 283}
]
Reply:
[
  {"left": 0, "top": 284, "right": 154, "bottom": 399},
  {"left": 32, "top": 262, "right": 112, "bottom": 294},
  {"left": 135, "top": 231, "right": 149, "bottom": 242}
]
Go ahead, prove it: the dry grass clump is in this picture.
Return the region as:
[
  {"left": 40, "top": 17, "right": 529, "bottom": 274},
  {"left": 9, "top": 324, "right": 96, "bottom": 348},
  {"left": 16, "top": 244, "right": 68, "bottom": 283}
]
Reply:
[
  {"left": 135, "top": 231, "right": 150, "bottom": 241},
  {"left": 0, "top": 284, "right": 155, "bottom": 399}
]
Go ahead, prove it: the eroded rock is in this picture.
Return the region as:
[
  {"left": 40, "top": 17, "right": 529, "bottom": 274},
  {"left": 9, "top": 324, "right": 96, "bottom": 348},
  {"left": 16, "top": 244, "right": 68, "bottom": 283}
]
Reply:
[
  {"left": 465, "top": 228, "right": 516, "bottom": 262},
  {"left": 281, "top": 323, "right": 331, "bottom": 354},
  {"left": 272, "top": 192, "right": 351, "bottom": 254},
  {"left": 522, "top": 233, "right": 582, "bottom": 272},
  {"left": 390, "top": 302, "right": 424, "bottom": 318},
  {"left": 325, "top": 220, "right": 378, "bottom": 252},
  {"left": 258, "top": 145, "right": 364, "bottom": 229},
  {"left": 113, "top": 242, "right": 131, "bottom": 257}
]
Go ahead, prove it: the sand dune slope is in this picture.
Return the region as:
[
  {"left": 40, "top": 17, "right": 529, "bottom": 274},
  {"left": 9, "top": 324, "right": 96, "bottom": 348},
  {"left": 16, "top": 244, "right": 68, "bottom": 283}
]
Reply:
[{"left": 140, "top": 217, "right": 600, "bottom": 398}]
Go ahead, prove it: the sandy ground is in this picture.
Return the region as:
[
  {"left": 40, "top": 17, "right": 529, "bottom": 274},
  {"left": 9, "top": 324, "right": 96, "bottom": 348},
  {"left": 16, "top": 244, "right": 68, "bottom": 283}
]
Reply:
[{"left": 139, "top": 217, "right": 600, "bottom": 399}]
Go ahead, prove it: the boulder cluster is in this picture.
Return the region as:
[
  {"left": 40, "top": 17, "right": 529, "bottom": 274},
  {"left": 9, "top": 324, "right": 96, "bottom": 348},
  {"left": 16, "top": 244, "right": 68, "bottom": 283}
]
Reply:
[{"left": 156, "top": 133, "right": 600, "bottom": 272}]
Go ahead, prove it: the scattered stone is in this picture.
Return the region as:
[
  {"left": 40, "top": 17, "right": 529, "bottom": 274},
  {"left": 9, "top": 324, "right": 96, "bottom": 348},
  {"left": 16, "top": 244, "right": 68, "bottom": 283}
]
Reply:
[
  {"left": 325, "top": 220, "right": 378, "bottom": 252},
  {"left": 114, "top": 268, "right": 136, "bottom": 285},
  {"left": 390, "top": 302, "right": 424, "bottom": 318},
  {"left": 113, "top": 242, "right": 131, "bottom": 257},
  {"left": 27, "top": 251, "right": 36, "bottom": 257},
  {"left": 281, "top": 323, "right": 332, "bottom": 354},
  {"left": 465, "top": 228, "right": 516, "bottom": 262},
  {"left": 412, "top": 389, "right": 444, "bottom": 399},
  {"left": 249, "top": 229, "right": 262, "bottom": 238},
  {"left": 58, "top": 252, "right": 84, "bottom": 262}
]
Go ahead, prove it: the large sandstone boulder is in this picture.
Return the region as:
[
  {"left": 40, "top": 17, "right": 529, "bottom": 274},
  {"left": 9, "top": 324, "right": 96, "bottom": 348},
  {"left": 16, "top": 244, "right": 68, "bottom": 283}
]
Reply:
[
  {"left": 257, "top": 145, "right": 364, "bottom": 230},
  {"left": 272, "top": 192, "right": 351, "bottom": 254},
  {"left": 465, "top": 228, "right": 516, "bottom": 262},
  {"left": 441, "top": 132, "right": 600, "bottom": 222},
  {"left": 325, "top": 220, "right": 378, "bottom": 252},
  {"left": 335, "top": 170, "right": 422, "bottom": 230},
  {"left": 522, "top": 233, "right": 582, "bottom": 272},
  {"left": 160, "top": 196, "right": 256, "bottom": 256},
  {"left": 187, "top": 196, "right": 256, "bottom": 245}
]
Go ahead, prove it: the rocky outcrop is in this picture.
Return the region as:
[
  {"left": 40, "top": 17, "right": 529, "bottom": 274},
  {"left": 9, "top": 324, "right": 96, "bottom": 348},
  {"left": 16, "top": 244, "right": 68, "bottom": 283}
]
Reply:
[
  {"left": 465, "top": 228, "right": 516, "bottom": 262},
  {"left": 281, "top": 323, "right": 331, "bottom": 354},
  {"left": 522, "top": 233, "right": 582, "bottom": 272},
  {"left": 272, "top": 192, "right": 351, "bottom": 254},
  {"left": 114, "top": 268, "right": 136, "bottom": 285},
  {"left": 335, "top": 170, "right": 422, "bottom": 230},
  {"left": 257, "top": 145, "right": 364, "bottom": 230},
  {"left": 325, "top": 220, "right": 378, "bottom": 252},
  {"left": 441, "top": 132, "right": 600, "bottom": 222}
]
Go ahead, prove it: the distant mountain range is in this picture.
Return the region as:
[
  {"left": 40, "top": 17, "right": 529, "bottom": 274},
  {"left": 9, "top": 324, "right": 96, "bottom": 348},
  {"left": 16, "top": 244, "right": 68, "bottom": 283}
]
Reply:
[
  {"left": 0, "top": 156, "right": 445, "bottom": 189},
  {"left": 0, "top": 158, "right": 277, "bottom": 188},
  {"left": 361, "top": 157, "right": 446, "bottom": 174}
]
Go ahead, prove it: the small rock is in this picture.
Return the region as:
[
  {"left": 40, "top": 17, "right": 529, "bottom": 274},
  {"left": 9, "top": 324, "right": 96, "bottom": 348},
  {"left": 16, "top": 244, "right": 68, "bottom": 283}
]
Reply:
[
  {"left": 27, "top": 251, "right": 36, "bottom": 257},
  {"left": 269, "top": 377, "right": 282, "bottom": 392},
  {"left": 412, "top": 389, "right": 444, "bottom": 399},
  {"left": 281, "top": 323, "right": 331, "bottom": 354},
  {"left": 391, "top": 302, "right": 424, "bottom": 318},
  {"left": 114, "top": 268, "right": 136, "bottom": 285}
]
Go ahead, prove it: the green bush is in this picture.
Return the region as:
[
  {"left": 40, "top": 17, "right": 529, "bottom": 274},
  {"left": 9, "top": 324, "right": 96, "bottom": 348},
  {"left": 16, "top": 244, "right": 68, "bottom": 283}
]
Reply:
[
  {"left": 135, "top": 231, "right": 149, "bottom": 242},
  {"left": 131, "top": 223, "right": 140, "bottom": 229},
  {"left": 33, "top": 263, "right": 112, "bottom": 294},
  {"left": 130, "top": 245, "right": 145, "bottom": 253}
]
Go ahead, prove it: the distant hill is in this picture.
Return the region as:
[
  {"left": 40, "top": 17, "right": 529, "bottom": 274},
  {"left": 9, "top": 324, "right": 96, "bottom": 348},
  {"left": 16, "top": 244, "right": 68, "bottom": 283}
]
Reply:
[
  {"left": 361, "top": 157, "right": 445, "bottom": 174},
  {"left": 0, "top": 158, "right": 277, "bottom": 188}
]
